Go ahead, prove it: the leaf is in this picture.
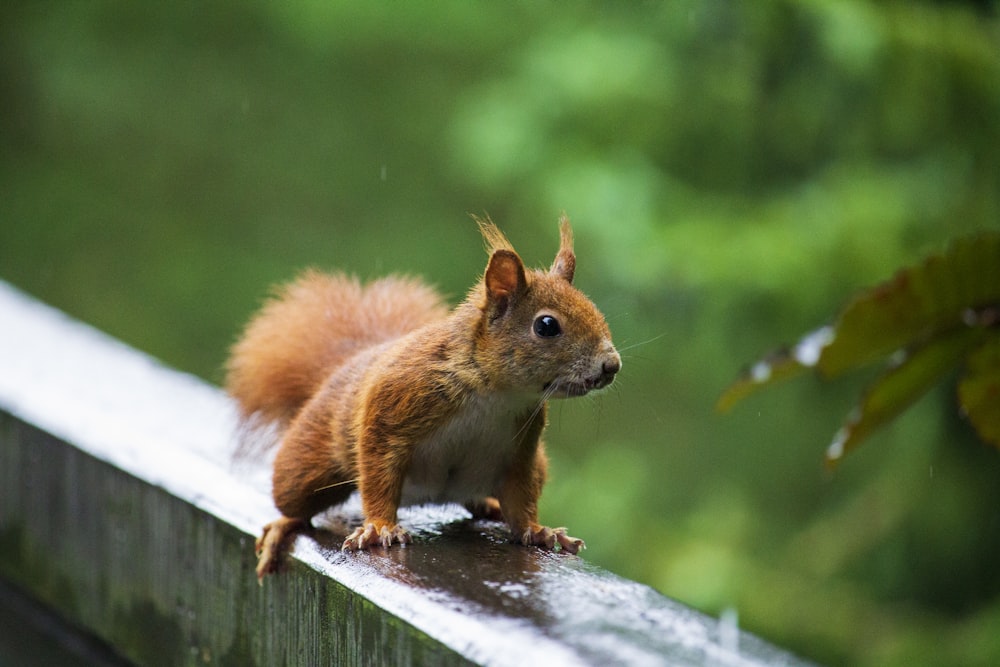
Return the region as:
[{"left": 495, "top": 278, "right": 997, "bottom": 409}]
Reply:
[
  {"left": 825, "top": 327, "right": 990, "bottom": 466},
  {"left": 719, "top": 232, "right": 1000, "bottom": 461},
  {"left": 958, "top": 334, "right": 1000, "bottom": 449},
  {"left": 818, "top": 232, "right": 1000, "bottom": 377},
  {"left": 716, "top": 326, "right": 833, "bottom": 413}
]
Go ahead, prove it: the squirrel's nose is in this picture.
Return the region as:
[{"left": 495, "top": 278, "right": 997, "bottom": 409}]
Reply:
[{"left": 601, "top": 349, "right": 621, "bottom": 380}]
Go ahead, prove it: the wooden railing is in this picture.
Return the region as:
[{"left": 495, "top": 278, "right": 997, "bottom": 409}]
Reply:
[{"left": 0, "top": 280, "right": 809, "bottom": 666}]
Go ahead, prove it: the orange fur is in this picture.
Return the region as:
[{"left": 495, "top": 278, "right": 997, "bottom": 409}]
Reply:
[
  {"left": 227, "top": 271, "right": 448, "bottom": 435},
  {"left": 226, "top": 219, "right": 621, "bottom": 579}
]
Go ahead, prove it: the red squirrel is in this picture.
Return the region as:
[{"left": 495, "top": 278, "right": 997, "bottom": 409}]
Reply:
[{"left": 226, "top": 217, "right": 621, "bottom": 579}]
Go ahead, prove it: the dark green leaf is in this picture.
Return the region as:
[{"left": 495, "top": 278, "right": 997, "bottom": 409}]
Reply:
[
  {"left": 958, "top": 334, "right": 1000, "bottom": 450},
  {"left": 716, "top": 326, "right": 833, "bottom": 412},
  {"left": 818, "top": 233, "right": 1000, "bottom": 376},
  {"left": 825, "top": 327, "right": 989, "bottom": 467}
]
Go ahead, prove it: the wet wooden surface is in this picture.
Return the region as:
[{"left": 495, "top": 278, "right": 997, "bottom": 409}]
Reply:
[{"left": 0, "top": 280, "right": 810, "bottom": 666}]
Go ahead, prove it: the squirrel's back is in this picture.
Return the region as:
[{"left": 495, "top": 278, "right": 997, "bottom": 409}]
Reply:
[{"left": 226, "top": 270, "right": 449, "bottom": 436}]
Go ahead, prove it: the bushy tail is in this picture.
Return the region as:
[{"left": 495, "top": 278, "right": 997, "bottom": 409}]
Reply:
[{"left": 226, "top": 270, "right": 448, "bottom": 450}]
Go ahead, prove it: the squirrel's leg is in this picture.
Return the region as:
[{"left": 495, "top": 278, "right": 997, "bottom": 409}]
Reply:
[
  {"left": 500, "top": 444, "right": 585, "bottom": 555},
  {"left": 343, "top": 436, "right": 412, "bottom": 551},
  {"left": 257, "top": 413, "right": 357, "bottom": 578},
  {"left": 256, "top": 465, "right": 356, "bottom": 580}
]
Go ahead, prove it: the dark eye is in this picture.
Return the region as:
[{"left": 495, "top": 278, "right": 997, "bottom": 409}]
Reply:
[{"left": 533, "top": 315, "right": 562, "bottom": 338}]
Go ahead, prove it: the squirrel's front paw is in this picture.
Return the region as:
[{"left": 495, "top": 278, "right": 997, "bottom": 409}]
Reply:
[
  {"left": 521, "top": 525, "right": 585, "bottom": 555},
  {"left": 342, "top": 522, "right": 411, "bottom": 551}
]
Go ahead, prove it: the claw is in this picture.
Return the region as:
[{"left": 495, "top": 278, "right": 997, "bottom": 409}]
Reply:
[
  {"left": 554, "top": 528, "right": 585, "bottom": 555},
  {"left": 255, "top": 517, "right": 309, "bottom": 582},
  {"left": 521, "top": 525, "right": 585, "bottom": 554},
  {"left": 342, "top": 522, "right": 411, "bottom": 551}
]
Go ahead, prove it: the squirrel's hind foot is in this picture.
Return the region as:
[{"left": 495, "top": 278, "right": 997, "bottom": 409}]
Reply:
[
  {"left": 342, "top": 522, "right": 411, "bottom": 551},
  {"left": 255, "top": 516, "right": 310, "bottom": 582},
  {"left": 466, "top": 496, "right": 505, "bottom": 522}
]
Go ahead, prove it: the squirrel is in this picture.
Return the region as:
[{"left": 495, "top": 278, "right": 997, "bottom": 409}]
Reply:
[{"left": 226, "top": 216, "right": 621, "bottom": 579}]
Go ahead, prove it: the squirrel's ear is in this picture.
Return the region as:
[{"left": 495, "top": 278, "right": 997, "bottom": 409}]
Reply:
[
  {"left": 550, "top": 215, "right": 575, "bottom": 284},
  {"left": 484, "top": 249, "right": 527, "bottom": 318}
]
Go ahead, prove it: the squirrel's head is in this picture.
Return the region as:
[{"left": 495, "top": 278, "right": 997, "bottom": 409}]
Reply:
[{"left": 472, "top": 216, "right": 621, "bottom": 398}]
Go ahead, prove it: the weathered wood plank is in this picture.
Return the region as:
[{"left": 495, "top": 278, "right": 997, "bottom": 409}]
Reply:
[{"left": 0, "top": 280, "right": 809, "bottom": 666}]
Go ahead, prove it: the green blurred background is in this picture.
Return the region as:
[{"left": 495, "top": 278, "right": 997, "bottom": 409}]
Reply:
[{"left": 3, "top": 1, "right": 1000, "bottom": 664}]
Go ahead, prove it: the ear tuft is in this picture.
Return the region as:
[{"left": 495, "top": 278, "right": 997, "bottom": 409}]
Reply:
[
  {"left": 550, "top": 214, "right": 576, "bottom": 284},
  {"left": 474, "top": 215, "right": 515, "bottom": 254}
]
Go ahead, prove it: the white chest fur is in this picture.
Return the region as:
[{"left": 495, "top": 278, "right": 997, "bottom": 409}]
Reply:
[{"left": 400, "top": 392, "right": 539, "bottom": 507}]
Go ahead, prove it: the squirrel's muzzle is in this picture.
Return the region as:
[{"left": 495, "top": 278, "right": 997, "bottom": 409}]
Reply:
[{"left": 594, "top": 347, "right": 621, "bottom": 390}]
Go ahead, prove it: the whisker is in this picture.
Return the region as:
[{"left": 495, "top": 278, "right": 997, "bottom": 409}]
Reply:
[
  {"left": 312, "top": 479, "right": 359, "bottom": 493},
  {"left": 512, "top": 384, "right": 560, "bottom": 443},
  {"left": 617, "top": 331, "right": 669, "bottom": 353}
]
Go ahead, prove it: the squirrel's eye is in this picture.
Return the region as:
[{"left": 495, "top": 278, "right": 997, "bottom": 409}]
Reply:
[{"left": 533, "top": 315, "right": 562, "bottom": 338}]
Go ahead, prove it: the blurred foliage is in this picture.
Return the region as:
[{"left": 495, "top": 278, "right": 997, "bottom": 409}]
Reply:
[
  {"left": 2, "top": 1, "right": 1000, "bottom": 664},
  {"left": 720, "top": 232, "right": 1000, "bottom": 463}
]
